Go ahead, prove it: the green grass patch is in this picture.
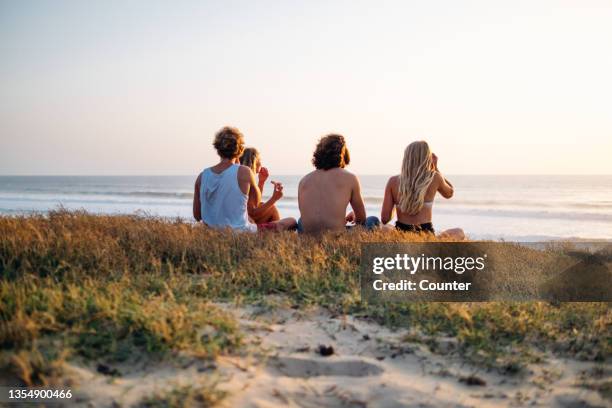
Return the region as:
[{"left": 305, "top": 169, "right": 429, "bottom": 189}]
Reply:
[{"left": 0, "top": 211, "right": 609, "bottom": 384}]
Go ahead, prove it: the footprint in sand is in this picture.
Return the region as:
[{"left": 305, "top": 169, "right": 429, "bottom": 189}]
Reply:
[{"left": 269, "top": 356, "right": 383, "bottom": 378}]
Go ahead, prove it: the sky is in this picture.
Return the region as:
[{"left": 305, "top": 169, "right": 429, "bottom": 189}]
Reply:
[{"left": 1, "top": 0, "right": 611, "bottom": 175}]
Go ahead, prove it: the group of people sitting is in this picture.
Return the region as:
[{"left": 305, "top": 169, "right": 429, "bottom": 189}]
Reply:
[{"left": 193, "top": 126, "right": 464, "bottom": 239}]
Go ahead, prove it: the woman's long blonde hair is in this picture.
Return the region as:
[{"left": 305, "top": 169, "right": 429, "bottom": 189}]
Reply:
[
  {"left": 398, "top": 141, "right": 435, "bottom": 215},
  {"left": 240, "top": 147, "right": 260, "bottom": 172}
]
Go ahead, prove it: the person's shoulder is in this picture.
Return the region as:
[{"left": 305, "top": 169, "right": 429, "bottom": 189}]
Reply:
[
  {"left": 237, "top": 164, "right": 254, "bottom": 175},
  {"left": 236, "top": 164, "right": 255, "bottom": 182},
  {"left": 337, "top": 169, "right": 361, "bottom": 188},
  {"left": 299, "top": 170, "right": 316, "bottom": 185},
  {"left": 386, "top": 175, "right": 399, "bottom": 188},
  {"left": 388, "top": 175, "right": 399, "bottom": 183},
  {"left": 326, "top": 167, "right": 357, "bottom": 183},
  {"left": 196, "top": 167, "right": 209, "bottom": 182},
  {"left": 333, "top": 167, "right": 356, "bottom": 179},
  {"left": 429, "top": 171, "right": 444, "bottom": 187}
]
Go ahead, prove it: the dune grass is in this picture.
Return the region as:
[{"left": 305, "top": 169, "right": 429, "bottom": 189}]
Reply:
[
  {"left": 0, "top": 210, "right": 609, "bottom": 389},
  {"left": 140, "top": 383, "right": 226, "bottom": 408}
]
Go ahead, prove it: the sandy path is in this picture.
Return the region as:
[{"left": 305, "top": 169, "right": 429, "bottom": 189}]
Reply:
[
  {"left": 64, "top": 303, "right": 609, "bottom": 407},
  {"left": 217, "top": 305, "right": 609, "bottom": 408}
]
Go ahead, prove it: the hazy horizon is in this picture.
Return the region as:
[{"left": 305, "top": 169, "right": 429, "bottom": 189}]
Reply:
[
  {"left": 1, "top": 1, "right": 611, "bottom": 176},
  {"left": 1, "top": 173, "right": 611, "bottom": 177}
]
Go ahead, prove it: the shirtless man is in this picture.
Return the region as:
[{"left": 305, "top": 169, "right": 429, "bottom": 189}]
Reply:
[{"left": 298, "top": 134, "right": 380, "bottom": 233}]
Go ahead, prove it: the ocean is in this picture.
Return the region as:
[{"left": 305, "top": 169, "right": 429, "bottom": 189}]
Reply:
[{"left": 0, "top": 175, "right": 611, "bottom": 241}]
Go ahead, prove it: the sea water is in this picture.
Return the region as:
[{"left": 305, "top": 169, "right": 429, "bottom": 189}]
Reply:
[{"left": 0, "top": 175, "right": 610, "bottom": 241}]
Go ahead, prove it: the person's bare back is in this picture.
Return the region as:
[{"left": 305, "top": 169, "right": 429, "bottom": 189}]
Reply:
[
  {"left": 297, "top": 134, "right": 377, "bottom": 233},
  {"left": 298, "top": 168, "right": 365, "bottom": 233}
]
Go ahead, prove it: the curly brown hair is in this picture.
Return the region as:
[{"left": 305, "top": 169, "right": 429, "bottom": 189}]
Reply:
[
  {"left": 213, "top": 126, "right": 245, "bottom": 159},
  {"left": 312, "top": 134, "right": 350, "bottom": 170}
]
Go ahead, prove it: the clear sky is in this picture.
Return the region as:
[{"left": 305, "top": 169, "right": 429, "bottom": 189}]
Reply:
[{"left": 1, "top": 0, "right": 611, "bottom": 175}]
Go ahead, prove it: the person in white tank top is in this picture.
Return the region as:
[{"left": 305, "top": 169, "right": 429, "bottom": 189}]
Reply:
[
  {"left": 192, "top": 126, "right": 297, "bottom": 232},
  {"left": 199, "top": 163, "right": 256, "bottom": 231}
]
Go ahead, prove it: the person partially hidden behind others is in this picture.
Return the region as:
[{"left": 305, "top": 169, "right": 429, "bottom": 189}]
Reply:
[
  {"left": 240, "top": 147, "right": 282, "bottom": 224},
  {"left": 381, "top": 140, "right": 464, "bottom": 239},
  {"left": 193, "top": 126, "right": 297, "bottom": 232},
  {"left": 297, "top": 134, "right": 380, "bottom": 233}
]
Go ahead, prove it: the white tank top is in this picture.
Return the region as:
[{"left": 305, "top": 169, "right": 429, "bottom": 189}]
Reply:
[{"left": 200, "top": 164, "right": 257, "bottom": 232}]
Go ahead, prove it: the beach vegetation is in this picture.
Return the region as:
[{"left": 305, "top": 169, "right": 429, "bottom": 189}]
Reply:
[{"left": 0, "top": 210, "right": 609, "bottom": 389}]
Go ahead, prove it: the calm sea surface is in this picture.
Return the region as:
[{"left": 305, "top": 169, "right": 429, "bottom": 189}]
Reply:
[{"left": 1, "top": 175, "right": 611, "bottom": 241}]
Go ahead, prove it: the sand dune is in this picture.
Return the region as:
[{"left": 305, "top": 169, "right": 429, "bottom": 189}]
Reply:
[{"left": 63, "top": 303, "right": 609, "bottom": 407}]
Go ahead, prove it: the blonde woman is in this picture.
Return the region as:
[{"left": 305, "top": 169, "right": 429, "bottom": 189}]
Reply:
[
  {"left": 239, "top": 147, "right": 281, "bottom": 224},
  {"left": 381, "top": 141, "right": 464, "bottom": 239}
]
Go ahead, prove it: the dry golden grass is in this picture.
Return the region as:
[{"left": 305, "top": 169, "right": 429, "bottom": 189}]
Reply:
[{"left": 0, "top": 210, "right": 609, "bottom": 388}]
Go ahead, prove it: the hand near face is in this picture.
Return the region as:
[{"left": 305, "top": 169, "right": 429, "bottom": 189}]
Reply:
[
  {"left": 271, "top": 181, "right": 283, "bottom": 201},
  {"left": 258, "top": 167, "right": 269, "bottom": 184},
  {"left": 431, "top": 153, "right": 439, "bottom": 171}
]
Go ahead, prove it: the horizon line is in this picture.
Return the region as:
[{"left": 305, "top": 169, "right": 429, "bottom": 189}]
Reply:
[{"left": 1, "top": 173, "right": 612, "bottom": 177}]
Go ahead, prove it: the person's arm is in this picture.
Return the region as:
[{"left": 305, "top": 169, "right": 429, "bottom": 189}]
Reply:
[
  {"left": 243, "top": 167, "right": 262, "bottom": 207},
  {"left": 381, "top": 177, "right": 396, "bottom": 224},
  {"left": 243, "top": 166, "right": 284, "bottom": 219},
  {"left": 349, "top": 175, "right": 367, "bottom": 224},
  {"left": 193, "top": 173, "right": 202, "bottom": 221},
  {"left": 432, "top": 153, "right": 453, "bottom": 198},
  {"left": 436, "top": 172, "right": 454, "bottom": 198},
  {"left": 257, "top": 167, "right": 269, "bottom": 194},
  {"left": 248, "top": 181, "right": 283, "bottom": 218}
]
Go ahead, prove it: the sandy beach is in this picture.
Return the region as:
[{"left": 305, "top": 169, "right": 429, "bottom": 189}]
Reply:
[
  {"left": 1, "top": 213, "right": 610, "bottom": 407},
  {"left": 58, "top": 301, "right": 610, "bottom": 407}
]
